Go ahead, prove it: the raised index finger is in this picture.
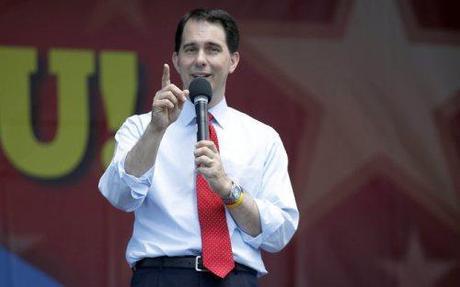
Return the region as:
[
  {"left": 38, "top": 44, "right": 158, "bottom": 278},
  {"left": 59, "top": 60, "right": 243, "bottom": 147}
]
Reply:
[{"left": 161, "top": 63, "right": 170, "bottom": 88}]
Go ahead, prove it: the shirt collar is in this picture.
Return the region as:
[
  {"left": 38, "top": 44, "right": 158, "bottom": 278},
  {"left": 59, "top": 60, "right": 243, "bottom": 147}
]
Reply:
[{"left": 181, "top": 97, "right": 229, "bottom": 129}]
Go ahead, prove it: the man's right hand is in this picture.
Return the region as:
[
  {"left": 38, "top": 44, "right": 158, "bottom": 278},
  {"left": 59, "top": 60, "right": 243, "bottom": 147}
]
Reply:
[{"left": 150, "top": 64, "right": 188, "bottom": 132}]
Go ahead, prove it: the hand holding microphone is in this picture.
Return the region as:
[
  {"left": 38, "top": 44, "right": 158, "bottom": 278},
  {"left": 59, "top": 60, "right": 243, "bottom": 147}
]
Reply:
[{"left": 191, "top": 77, "right": 233, "bottom": 198}]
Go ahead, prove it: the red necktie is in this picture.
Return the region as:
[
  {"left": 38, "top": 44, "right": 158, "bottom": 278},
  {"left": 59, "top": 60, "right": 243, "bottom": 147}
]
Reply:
[{"left": 196, "top": 114, "right": 235, "bottom": 278}]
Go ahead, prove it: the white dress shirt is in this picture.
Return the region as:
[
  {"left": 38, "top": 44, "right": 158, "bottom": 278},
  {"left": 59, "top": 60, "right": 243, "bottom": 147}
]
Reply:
[{"left": 98, "top": 98, "right": 299, "bottom": 276}]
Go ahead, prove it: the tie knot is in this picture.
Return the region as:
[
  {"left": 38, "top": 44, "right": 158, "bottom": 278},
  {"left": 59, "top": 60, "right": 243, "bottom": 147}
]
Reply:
[{"left": 208, "top": 113, "right": 214, "bottom": 122}]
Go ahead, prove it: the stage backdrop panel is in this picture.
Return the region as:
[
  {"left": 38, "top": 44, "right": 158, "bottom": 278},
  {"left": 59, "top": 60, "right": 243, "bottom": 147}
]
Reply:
[{"left": 0, "top": 0, "right": 459, "bottom": 286}]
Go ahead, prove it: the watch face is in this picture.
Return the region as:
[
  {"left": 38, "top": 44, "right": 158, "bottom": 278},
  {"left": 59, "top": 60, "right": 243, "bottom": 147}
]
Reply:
[
  {"left": 234, "top": 183, "right": 243, "bottom": 197},
  {"left": 224, "top": 183, "right": 242, "bottom": 205}
]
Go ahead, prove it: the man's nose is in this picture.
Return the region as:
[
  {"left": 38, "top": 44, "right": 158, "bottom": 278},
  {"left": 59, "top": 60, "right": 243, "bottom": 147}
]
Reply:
[{"left": 195, "top": 49, "right": 207, "bottom": 67}]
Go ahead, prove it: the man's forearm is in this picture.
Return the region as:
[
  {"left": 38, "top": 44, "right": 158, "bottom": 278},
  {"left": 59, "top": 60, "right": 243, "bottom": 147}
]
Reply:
[
  {"left": 125, "top": 125, "right": 165, "bottom": 177},
  {"left": 227, "top": 191, "right": 262, "bottom": 237}
]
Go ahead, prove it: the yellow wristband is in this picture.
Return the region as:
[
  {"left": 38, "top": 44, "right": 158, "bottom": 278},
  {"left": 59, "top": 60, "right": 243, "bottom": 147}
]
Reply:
[{"left": 225, "top": 191, "right": 244, "bottom": 209}]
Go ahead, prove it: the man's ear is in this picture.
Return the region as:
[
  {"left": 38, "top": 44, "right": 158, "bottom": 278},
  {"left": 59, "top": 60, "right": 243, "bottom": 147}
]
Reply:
[
  {"left": 229, "top": 51, "right": 240, "bottom": 74},
  {"left": 172, "top": 52, "right": 179, "bottom": 72}
]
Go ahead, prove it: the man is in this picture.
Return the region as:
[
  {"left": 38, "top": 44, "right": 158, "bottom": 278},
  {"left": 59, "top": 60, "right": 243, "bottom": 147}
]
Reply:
[{"left": 99, "top": 8, "right": 298, "bottom": 287}]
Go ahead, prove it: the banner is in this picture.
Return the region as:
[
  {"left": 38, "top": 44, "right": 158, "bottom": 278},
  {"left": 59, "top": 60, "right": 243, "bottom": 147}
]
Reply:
[{"left": 1, "top": 0, "right": 459, "bottom": 286}]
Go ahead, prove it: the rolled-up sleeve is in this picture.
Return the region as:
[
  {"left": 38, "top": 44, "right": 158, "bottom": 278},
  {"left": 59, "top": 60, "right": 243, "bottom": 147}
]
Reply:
[
  {"left": 98, "top": 115, "right": 154, "bottom": 212},
  {"left": 240, "top": 134, "right": 299, "bottom": 252}
]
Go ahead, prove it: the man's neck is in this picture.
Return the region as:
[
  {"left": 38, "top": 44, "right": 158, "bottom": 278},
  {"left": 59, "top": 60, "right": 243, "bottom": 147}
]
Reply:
[
  {"left": 209, "top": 95, "right": 224, "bottom": 108},
  {"left": 208, "top": 88, "right": 225, "bottom": 108}
]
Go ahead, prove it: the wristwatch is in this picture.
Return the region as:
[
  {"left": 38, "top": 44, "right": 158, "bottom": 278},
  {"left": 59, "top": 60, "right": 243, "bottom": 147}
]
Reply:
[{"left": 223, "top": 181, "right": 243, "bottom": 205}]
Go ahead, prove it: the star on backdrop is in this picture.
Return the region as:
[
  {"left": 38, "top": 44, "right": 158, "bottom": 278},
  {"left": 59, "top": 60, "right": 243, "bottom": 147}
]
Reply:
[
  {"left": 382, "top": 232, "right": 455, "bottom": 287},
  {"left": 243, "top": 0, "right": 460, "bottom": 285},
  {"left": 244, "top": 0, "right": 460, "bottom": 215}
]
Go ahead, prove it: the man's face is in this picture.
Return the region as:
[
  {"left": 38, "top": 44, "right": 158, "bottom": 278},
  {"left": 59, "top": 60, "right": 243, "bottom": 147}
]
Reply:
[{"left": 173, "top": 19, "right": 239, "bottom": 106}]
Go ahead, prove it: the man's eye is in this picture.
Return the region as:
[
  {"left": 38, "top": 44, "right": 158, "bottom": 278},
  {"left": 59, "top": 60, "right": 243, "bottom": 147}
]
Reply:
[
  {"left": 209, "top": 47, "right": 220, "bottom": 53},
  {"left": 184, "top": 47, "right": 197, "bottom": 53}
]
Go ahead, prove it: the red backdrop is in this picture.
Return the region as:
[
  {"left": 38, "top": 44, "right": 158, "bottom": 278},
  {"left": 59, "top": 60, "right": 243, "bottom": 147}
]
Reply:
[{"left": 0, "top": 0, "right": 459, "bottom": 286}]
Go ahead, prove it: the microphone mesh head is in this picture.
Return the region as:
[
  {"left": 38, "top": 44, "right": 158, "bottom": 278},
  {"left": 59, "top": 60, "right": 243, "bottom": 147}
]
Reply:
[{"left": 189, "top": 77, "right": 212, "bottom": 102}]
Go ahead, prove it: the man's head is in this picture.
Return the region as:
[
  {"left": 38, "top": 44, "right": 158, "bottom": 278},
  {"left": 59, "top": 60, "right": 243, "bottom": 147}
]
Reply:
[
  {"left": 172, "top": 9, "right": 240, "bottom": 107},
  {"left": 174, "top": 9, "right": 239, "bottom": 54}
]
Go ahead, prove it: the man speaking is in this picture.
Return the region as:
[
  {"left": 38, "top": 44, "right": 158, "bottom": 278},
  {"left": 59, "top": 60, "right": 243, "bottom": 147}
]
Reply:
[{"left": 99, "top": 8, "right": 299, "bottom": 287}]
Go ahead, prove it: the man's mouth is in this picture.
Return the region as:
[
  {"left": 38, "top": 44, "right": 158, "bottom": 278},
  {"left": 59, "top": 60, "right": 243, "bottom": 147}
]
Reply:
[{"left": 191, "top": 73, "right": 212, "bottom": 79}]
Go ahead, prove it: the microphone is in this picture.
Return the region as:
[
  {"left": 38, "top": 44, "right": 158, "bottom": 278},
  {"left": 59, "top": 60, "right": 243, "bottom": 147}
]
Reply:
[{"left": 189, "top": 77, "right": 212, "bottom": 141}]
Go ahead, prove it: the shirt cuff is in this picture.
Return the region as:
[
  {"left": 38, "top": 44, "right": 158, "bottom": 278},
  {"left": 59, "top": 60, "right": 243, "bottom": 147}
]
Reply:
[
  {"left": 117, "top": 153, "right": 154, "bottom": 198},
  {"left": 239, "top": 198, "right": 284, "bottom": 250}
]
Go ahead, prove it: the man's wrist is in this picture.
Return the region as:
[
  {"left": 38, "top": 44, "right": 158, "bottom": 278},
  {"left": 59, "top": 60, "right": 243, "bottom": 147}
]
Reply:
[
  {"left": 218, "top": 177, "right": 232, "bottom": 198},
  {"left": 146, "top": 122, "right": 166, "bottom": 137},
  {"left": 223, "top": 181, "right": 243, "bottom": 206}
]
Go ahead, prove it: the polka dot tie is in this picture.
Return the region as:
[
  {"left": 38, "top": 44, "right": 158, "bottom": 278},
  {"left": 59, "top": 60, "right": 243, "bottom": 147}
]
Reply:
[{"left": 196, "top": 114, "right": 235, "bottom": 278}]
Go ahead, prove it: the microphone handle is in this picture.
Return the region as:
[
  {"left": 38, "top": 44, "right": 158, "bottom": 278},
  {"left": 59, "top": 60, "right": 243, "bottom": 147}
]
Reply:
[{"left": 195, "top": 98, "right": 209, "bottom": 141}]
